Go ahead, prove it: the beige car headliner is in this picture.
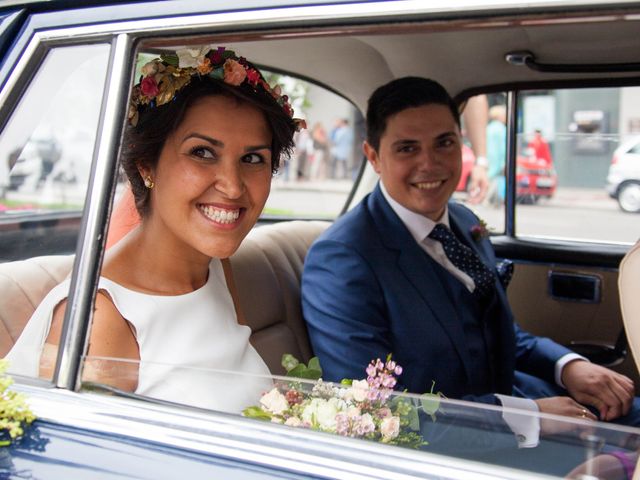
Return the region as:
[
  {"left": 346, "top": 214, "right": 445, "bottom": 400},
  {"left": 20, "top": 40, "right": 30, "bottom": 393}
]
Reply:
[{"left": 141, "top": 2, "right": 640, "bottom": 111}]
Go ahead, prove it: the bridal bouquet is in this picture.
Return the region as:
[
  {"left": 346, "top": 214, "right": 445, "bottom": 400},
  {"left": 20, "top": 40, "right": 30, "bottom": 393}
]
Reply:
[
  {"left": 0, "top": 360, "right": 35, "bottom": 447},
  {"left": 243, "top": 354, "right": 441, "bottom": 449}
]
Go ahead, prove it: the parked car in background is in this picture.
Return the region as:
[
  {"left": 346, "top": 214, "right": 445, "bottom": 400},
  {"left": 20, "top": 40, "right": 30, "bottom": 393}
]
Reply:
[
  {"left": 606, "top": 136, "right": 640, "bottom": 213},
  {"left": 457, "top": 142, "right": 558, "bottom": 205},
  {"left": 516, "top": 146, "right": 557, "bottom": 203}
]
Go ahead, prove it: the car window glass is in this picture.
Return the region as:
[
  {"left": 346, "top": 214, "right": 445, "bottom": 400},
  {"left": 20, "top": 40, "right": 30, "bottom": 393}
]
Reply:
[
  {"left": 80, "top": 356, "right": 640, "bottom": 478},
  {"left": 0, "top": 44, "right": 110, "bottom": 376},
  {"left": 458, "top": 93, "right": 507, "bottom": 235},
  {"left": 265, "top": 73, "right": 363, "bottom": 219},
  {"left": 516, "top": 86, "right": 640, "bottom": 243}
]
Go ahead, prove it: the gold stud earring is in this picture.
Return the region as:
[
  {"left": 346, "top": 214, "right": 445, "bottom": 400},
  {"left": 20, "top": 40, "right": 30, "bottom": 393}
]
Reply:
[{"left": 144, "top": 176, "right": 154, "bottom": 189}]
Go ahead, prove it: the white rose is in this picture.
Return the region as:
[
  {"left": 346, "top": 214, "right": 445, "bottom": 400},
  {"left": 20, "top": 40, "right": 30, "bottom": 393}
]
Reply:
[
  {"left": 349, "top": 379, "right": 369, "bottom": 403},
  {"left": 175, "top": 46, "right": 213, "bottom": 68},
  {"left": 301, "top": 398, "right": 345, "bottom": 432},
  {"left": 260, "top": 388, "right": 289, "bottom": 415},
  {"left": 380, "top": 416, "right": 400, "bottom": 441}
]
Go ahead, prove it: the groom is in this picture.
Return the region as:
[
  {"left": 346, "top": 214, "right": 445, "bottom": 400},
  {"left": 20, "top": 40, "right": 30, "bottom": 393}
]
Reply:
[{"left": 301, "top": 77, "right": 639, "bottom": 441}]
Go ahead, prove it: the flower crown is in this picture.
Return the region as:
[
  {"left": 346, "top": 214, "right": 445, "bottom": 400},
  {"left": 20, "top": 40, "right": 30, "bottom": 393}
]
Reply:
[{"left": 128, "top": 45, "right": 306, "bottom": 131}]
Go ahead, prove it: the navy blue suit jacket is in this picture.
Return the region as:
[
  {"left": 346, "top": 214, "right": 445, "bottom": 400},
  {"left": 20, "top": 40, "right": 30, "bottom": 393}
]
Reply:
[{"left": 301, "top": 184, "right": 572, "bottom": 404}]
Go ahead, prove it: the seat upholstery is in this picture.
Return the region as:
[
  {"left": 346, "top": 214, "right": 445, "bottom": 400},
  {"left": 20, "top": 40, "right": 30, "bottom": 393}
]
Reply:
[
  {"left": 619, "top": 240, "right": 640, "bottom": 372},
  {"left": 0, "top": 255, "right": 74, "bottom": 358},
  {"left": 230, "top": 220, "right": 330, "bottom": 374},
  {"left": 0, "top": 220, "right": 330, "bottom": 374}
]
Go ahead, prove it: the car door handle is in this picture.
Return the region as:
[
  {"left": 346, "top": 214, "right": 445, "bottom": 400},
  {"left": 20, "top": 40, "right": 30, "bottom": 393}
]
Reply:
[{"left": 548, "top": 271, "right": 601, "bottom": 303}]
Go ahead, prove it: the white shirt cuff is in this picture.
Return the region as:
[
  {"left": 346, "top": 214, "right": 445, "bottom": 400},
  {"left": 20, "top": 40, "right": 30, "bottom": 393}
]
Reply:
[
  {"left": 555, "top": 353, "right": 588, "bottom": 388},
  {"left": 495, "top": 394, "right": 540, "bottom": 448}
]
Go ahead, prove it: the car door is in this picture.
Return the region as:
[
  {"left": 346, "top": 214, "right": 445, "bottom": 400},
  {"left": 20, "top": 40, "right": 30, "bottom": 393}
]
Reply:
[{"left": 463, "top": 86, "right": 640, "bottom": 388}]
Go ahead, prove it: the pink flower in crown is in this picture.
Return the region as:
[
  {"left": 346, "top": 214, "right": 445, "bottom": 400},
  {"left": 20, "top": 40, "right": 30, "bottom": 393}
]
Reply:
[
  {"left": 140, "top": 76, "right": 159, "bottom": 98},
  {"left": 245, "top": 68, "right": 261, "bottom": 86},
  {"left": 223, "top": 59, "right": 247, "bottom": 86}
]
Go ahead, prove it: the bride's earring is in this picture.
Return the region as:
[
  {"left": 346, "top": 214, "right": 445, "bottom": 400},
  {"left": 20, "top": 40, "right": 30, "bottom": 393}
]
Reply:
[{"left": 144, "top": 176, "right": 155, "bottom": 189}]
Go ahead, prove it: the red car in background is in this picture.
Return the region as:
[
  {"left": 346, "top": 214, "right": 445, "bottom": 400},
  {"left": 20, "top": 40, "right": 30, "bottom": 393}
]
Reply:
[
  {"left": 456, "top": 143, "right": 557, "bottom": 204},
  {"left": 516, "top": 146, "right": 557, "bottom": 203}
]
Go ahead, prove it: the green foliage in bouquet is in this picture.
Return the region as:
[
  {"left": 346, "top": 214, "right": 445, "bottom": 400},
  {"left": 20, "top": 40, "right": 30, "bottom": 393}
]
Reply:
[
  {"left": 243, "top": 354, "right": 443, "bottom": 449},
  {"left": 0, "top": 360, "right": 36, "bottom": 447},
  {"left": 281, "top": 354, "right": 322, "bottom": 380}
]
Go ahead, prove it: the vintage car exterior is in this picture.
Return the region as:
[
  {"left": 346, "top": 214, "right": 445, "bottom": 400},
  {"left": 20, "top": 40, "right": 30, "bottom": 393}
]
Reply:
[{"left": 2, "top": 0, "right": 640, "bottom": 478}]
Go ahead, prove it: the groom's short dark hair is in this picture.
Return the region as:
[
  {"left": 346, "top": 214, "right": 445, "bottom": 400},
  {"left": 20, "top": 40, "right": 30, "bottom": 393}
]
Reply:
[{"left": 366, "top": 77, "right": 460, "bottom": 151}]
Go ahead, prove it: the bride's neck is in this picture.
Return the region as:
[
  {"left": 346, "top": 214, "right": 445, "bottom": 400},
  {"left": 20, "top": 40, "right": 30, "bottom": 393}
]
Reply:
[{"left": 103, "top": 226, "right": 211, "bottom": 295}]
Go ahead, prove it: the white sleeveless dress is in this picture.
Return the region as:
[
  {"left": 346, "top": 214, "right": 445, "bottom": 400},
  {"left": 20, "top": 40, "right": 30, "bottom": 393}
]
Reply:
[{"left": 5, "top": 259, "right": 272, "bottom": 414}]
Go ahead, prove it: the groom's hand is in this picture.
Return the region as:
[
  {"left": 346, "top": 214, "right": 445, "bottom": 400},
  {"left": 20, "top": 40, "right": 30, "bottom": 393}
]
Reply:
[
  {"left": 535, "top": 396, "right": 597, "bottom": 434},
  {"left": 561, "top": 360, "right": 635, "bottom": 421}
]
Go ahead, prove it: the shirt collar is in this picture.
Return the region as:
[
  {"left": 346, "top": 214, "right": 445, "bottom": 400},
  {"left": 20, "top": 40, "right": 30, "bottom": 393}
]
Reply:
[{"left": 379, "top": 180, "right": 449, "bottom": 244}]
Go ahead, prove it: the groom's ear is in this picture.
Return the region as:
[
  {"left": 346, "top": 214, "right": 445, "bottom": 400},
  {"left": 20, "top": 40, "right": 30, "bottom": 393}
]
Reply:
[{"left": 363, "top": 141, "right": 381, "bottom": 174}]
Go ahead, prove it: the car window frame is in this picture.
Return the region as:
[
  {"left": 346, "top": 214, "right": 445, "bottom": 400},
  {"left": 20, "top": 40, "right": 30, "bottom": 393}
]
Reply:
[
  {"left": 4, "top": 3, "right": 640, "bottom": 478},
  {"left": 455, "top": 81, "right": 640, "bottom": 266},
  {"left": 2, "top": 0, "right": 637, "bottom": 398}
]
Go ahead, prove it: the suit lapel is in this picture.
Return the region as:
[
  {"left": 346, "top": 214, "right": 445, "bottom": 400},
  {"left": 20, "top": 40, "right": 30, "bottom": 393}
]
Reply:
[{"left": 368, "top": 185, "right": 474, "bottom": 380}]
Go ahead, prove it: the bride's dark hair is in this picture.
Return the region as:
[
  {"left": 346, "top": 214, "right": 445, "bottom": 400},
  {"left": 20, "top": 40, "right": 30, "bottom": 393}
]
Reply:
[{"left": 121, "top": 75, "right": 297, "bottom": 217}]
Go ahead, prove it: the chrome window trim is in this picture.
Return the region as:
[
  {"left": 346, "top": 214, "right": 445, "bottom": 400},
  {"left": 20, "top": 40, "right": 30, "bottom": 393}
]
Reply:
[
  {"left": 11, "top": 0, "right": 640, "bottom": 47},
  {"left": 53, "top": 33, "right": 133, "bottom": 390},
  {"left": 18, "top": 384, "right": 553, "bottom": 480}
]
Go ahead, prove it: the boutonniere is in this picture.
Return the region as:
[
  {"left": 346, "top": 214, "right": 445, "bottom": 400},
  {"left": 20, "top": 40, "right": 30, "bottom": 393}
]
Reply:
[{"left": 470, "top": 219, "right": 490, "bottom": 242}]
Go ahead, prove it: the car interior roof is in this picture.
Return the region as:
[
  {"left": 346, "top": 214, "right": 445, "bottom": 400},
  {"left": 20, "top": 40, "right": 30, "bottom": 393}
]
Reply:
[{"left": 140, "top": 9, "right": 640, "bottom": 111}]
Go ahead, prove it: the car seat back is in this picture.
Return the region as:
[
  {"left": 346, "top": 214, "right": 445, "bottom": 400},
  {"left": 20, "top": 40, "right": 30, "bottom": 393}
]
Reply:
[
  {"left": 619, "top": 240, "right": 640, "bottom": 372},
  {"left": 0, "top": 220, "right": 330, "bottom": 375}
]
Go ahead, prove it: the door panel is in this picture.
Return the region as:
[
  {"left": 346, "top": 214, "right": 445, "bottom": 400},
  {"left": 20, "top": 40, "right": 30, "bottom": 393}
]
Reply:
[{"left": 504, "top": 258, "right": 640, "bottom": 390}]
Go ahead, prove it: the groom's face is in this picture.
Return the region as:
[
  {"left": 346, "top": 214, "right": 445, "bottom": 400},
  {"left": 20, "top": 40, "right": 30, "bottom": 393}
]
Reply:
[{"left": 363, "top": 103, "right": 462, "bottom": 221}]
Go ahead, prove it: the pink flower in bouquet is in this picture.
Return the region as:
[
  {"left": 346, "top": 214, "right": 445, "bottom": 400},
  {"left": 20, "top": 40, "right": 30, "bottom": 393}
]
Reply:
[
  {"left": 243, "top": 354, "right": 436, "bottom": 449},
  {"left": 381, "top": 416, "right": 400, "bottom": 441}
]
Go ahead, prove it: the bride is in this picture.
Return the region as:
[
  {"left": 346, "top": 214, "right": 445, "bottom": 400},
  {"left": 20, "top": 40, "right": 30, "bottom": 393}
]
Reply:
[{"left": 6, "top": 46, "right": 303, "bottom": 413}]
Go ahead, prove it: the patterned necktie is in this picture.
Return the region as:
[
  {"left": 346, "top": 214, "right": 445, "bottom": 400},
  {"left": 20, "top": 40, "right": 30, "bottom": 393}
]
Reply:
[{"left": 428, "top": 223, "right": 496, "bottom": 298}]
